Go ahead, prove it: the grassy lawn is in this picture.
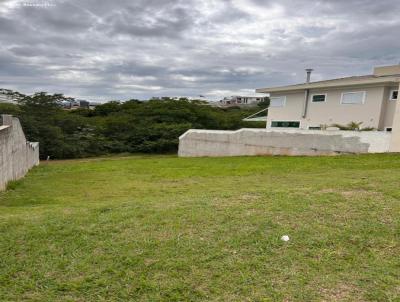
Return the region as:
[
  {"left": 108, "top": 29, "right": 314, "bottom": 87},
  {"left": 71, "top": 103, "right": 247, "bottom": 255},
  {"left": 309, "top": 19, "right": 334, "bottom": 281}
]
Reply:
[{"left": 0, "top": 154, "right": 399, "bottom": 301}]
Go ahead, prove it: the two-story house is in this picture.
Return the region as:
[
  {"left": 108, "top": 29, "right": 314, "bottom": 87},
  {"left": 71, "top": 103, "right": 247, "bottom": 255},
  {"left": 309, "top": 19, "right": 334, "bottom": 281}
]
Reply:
[{"left": 256, "top": 65, "right": 400, "bottom": 133}]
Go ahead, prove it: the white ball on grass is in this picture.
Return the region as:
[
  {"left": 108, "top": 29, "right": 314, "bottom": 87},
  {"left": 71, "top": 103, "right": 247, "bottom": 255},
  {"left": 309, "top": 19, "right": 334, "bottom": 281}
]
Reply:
[{"left": 281, "top": 235, "right": 290, "bottom": 242}]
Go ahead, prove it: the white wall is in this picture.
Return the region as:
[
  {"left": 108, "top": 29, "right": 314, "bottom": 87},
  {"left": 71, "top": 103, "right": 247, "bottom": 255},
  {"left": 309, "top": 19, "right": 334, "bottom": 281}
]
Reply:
[
  {"left": 178, "top": 128, "right": 391, "bottom": 157},
  {"left": 0, "top": 115, "right": 39, "bottom": 191}
]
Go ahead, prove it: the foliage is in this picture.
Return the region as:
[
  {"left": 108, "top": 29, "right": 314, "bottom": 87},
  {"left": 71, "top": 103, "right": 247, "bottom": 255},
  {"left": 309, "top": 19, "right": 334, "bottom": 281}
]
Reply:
[
  {"left": 257, "top": 97, "right": 270, "bottom": 108},
  {"left": 331, "top": 121, "right": 376, "bottom": 131},
  {"left": 0, "top": 90, "right": 264, "bottom": 159},
  {"left": 0, "top": 88, "right": 25, "bottom": 102},
  {"left": 0, "top": 154, "right": 399, "bottom": 301}
]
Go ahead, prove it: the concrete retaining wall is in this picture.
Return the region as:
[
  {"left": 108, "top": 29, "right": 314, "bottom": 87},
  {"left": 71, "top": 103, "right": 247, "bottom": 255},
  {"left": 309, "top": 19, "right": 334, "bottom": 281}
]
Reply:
[
  {"left": 178, "top": 128, "right": 392, "bottom": 157},
  {"left": 0, "top": 115, "right": 39, "bottom": 190}
]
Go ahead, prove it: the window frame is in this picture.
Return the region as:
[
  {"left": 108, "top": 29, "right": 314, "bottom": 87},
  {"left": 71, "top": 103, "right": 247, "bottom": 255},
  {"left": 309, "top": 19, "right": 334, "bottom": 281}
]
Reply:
[
  {"left": 389, "top": 90, "right": 398, "bottom": 101},
  {"left": 270, "top": 120, "right": 301, "bottom": 128},
  {"left": 311, "top": 93, "right": 327, "bottom": 103},
  {"left": 340, "top": 91, "right": 366, "bottom": 105},
  {"left": 269, "top": 96, "right": 286, "bottom": 108}
]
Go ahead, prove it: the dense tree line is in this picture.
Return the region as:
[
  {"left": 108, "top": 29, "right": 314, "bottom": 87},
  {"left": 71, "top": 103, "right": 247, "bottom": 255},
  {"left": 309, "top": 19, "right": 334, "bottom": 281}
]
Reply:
[{"left": 0, "top": 90, "right": 267, "bottom": 159}]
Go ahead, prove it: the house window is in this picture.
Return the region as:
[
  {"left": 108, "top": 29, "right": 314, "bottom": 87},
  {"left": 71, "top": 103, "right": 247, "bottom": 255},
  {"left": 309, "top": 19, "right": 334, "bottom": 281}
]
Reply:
[
  {"left": 270, "top": 96, "right": 286, "bottom": 107},
  {"left": 386, "top": 127, "right": 392, "bottom": 132},
  {"left": 309, "top": 126, "right": 321, "bottom": 130},
  {"left": 341, "top": 91, "right": 366, "bottom": 104},
  {"left": 390, "top": 90, "right": 398, "bottom": 101},
  {"left": 271, "top": 121, "right": 300, "bottom": 128},
  {"left": 311, "top": 94, "right": 326, "bottom": 102}
]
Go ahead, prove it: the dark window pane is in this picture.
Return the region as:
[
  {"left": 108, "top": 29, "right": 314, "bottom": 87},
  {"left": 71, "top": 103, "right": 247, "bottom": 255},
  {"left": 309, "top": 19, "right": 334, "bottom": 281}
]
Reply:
[
  {"left": 312, "top": 94, "right": 326, "bottom": 102},
  {"left": 392, "top": 91, "right": 398, "bottom": 100},
  {"left": 271, "top": 121, "right": 300, "bottom": 128}
]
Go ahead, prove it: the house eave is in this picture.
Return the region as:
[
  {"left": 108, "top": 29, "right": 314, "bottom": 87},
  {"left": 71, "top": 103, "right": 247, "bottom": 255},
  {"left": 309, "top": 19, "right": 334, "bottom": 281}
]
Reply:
[{"left": 256, "top": 77, "right": 400, "bottom": 94}]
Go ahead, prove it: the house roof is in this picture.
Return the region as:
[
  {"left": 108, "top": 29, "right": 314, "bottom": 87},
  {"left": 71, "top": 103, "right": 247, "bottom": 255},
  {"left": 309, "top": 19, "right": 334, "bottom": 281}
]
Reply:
[{"left": 256, "top": 73, "right": 400, "bottom": 94}]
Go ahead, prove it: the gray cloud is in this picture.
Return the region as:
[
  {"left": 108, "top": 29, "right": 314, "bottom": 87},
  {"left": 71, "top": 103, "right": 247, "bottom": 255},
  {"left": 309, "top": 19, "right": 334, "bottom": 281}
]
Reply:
[
  {"left": 105, "top": 6, "right": 194, "bottom": 38},
  {"left": 0, "top": 0, "right": 400, "bottom": 101}
]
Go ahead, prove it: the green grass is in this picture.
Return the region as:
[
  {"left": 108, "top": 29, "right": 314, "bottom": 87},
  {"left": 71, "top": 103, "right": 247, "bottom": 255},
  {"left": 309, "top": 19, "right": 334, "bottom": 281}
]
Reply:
[{"left": 0, "top": 154, "right": 399, "bottom": 301}]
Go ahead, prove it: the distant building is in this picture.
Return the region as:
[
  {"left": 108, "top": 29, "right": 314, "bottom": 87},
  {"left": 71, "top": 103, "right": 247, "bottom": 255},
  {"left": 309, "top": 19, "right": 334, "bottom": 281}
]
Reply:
[
  {"left": 88, "top": 101, "right": 101, "bottom": 109},
  {"left": 61, "top": 99, "right": 97, "bottom": 110},
  {"left": 79, "top": 100, "right": 90, "bottom": 109},
  {"left": 219, "top": 95, "right": 265, "bottom": 107},
  {"left": 61, "top": 99, "right": 101, "bottom": 110},
  {"left": 61, "top": 100, "right": 79, "bottom": 110},
  {"left": 0, "top": 92, "right": 17, "bottom": 104},
  {"left": 150, "top": 96, "right": 205, "bottom": 102}
]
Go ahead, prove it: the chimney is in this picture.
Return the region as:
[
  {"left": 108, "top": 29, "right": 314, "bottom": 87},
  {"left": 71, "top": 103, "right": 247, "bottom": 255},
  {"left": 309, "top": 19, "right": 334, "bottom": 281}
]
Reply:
[
  {"left": 305, "top": 69, "right": 313, "bottom": 83},
  {"left": 373, "top": 65, "right": 400, "bottom": 76}
]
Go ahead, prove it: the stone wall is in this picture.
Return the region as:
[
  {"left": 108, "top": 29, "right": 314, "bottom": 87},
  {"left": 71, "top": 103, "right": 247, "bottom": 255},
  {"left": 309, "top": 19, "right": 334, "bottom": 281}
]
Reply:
[
  {"left": 178, "top": 128, "right": 392, "bottom": 157},
  {"left": 0, "top": 115, "right": 39, "bottom": 190}
]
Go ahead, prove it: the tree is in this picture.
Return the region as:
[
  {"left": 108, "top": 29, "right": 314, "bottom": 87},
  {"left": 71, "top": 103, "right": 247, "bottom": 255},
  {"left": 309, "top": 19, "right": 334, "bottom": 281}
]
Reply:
[
  {"left": 1, "top": 89, "right": 266, "bottom": 159},
  {"left": 257, "top": 97, "right": 270, "bottom": 108}
]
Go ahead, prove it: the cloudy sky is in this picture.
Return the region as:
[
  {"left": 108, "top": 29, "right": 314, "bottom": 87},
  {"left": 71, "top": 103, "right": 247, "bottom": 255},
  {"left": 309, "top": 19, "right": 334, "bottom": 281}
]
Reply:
[{"left": 0, "top": 0, "right": 400, "bottom": 101}]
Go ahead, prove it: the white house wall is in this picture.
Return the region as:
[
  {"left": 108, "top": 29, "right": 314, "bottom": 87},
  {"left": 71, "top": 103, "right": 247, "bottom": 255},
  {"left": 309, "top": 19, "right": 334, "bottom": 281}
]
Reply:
[
  {"left": 268, "top": 86, "right": 391, "bottom": 130},
  {"left": 381, "top": 86, "right": 399, "bottom": 129}
]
